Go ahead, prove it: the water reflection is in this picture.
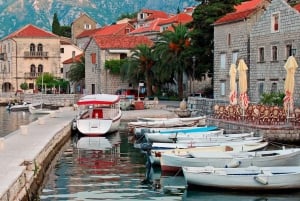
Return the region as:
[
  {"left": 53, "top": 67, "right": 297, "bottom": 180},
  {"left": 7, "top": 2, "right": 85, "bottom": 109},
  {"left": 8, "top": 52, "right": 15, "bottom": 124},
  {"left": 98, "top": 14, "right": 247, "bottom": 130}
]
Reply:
[
  {"left": 39, "top": 131, "right": 300, "bottom": 201},
  {"left": 0, "top": 106, "right": 38, "bottom": 137},
  {"left": 183, "top": 189, "right": 300, "bottom": 201}
]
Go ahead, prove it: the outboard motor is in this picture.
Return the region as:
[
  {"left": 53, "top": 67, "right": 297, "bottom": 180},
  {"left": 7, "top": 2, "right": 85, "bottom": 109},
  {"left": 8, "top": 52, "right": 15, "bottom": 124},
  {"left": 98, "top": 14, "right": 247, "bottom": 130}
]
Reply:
[{"left": 140, "top": 142, "right": 152, "bottom": 152}]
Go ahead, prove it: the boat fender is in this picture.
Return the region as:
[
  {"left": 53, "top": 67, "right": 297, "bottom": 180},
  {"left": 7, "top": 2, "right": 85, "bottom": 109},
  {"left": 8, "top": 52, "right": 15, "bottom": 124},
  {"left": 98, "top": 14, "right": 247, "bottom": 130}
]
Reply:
[
  {"left": 225, "top": 160, "right": 241, "bottom": 168},
  {"left": 254, "top": 175, "right": 268, "bottom": 185}
]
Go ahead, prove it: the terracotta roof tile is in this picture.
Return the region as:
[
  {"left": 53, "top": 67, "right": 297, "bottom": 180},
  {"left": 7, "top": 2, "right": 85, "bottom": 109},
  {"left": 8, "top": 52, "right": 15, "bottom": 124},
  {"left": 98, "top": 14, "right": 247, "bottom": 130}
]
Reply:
[
  {"left": 129, "top": 19, "right": 162, "bottom": 34},
  {"left": 294, "top": 3, "right": 300, "bottom": 12},
  {"left": 63, "top": 53, "right": 84, "bottom": 64},
  {"left": 214, "top": 0, "right": 263, "bottom": 25},
  {"left": 4, "top": 24, "right": 57, "bottom": 39},
  {"left": 77, "top": 28, "right": 102, "bottom": 38},
  {"left": 77, "top": 23, "right": 135, "bottom": 39},
  {"left": 93, "top": 35, "right": 153, "bottom": 49},
  {"left": 158, "top": 13, "right": 193, "bottom": 25},
  {"left": 140, "top": 9, "right": 169, "bottom": 21}
]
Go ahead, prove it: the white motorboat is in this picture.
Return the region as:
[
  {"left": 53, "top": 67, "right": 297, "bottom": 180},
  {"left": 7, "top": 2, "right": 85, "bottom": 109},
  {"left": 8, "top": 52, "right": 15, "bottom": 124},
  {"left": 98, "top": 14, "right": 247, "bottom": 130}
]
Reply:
[
  {"left": 28, "top": 104, "right": 56, "bottom": 114},
  {"left": 76, "top": 94, "right": 122, "bottom": 136},
  {"left": 182, "top": 166, "right": 300, "bottom": 190},
  {"left": 161, "top": 148, "right": 300, "bottom": 175}
]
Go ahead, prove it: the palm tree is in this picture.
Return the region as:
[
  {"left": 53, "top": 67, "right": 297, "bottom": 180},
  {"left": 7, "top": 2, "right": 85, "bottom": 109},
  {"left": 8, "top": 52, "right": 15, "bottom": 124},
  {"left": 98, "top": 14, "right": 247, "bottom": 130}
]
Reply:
[
  {"left": 121, "top": 44, "right": 156, "bottom": 97},
  {"left": 154, "top": 24, "right": 191, "bottom": 98}
]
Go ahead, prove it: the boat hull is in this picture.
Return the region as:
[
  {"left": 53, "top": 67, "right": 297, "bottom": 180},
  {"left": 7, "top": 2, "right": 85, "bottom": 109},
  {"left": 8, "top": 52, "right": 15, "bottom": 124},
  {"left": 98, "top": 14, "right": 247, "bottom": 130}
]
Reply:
[
  {"left": 161, "top": 148, "right": 300, "bottom": 175},
  {"left": 183, "top": 166, "right": 300, "bottom": 190},
  {"left": 76, "top": 111, "right": 121, "bottom": 136}
]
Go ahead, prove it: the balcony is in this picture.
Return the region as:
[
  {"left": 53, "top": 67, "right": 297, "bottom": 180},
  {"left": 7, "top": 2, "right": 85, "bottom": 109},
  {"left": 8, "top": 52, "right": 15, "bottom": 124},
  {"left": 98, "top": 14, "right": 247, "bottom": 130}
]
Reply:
[
  {"left": 24, "top": 51, "right": 48, "bottom": 58},
  {"left": 24, "top": 72, "right": 44, "bottom": 79}
]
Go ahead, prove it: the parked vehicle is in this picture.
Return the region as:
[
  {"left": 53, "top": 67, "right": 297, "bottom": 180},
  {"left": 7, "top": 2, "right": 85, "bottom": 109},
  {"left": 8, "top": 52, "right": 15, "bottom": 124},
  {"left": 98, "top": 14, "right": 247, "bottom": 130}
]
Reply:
[{"left": 115, "top": 88, "right": 146, "bottom": 100}]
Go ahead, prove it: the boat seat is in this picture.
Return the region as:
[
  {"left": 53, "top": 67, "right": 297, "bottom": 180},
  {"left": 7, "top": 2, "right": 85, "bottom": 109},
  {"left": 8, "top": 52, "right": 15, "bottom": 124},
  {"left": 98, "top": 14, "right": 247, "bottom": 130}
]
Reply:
[{"left": 92, "top": 109, "right": 103, "bottom": 118}]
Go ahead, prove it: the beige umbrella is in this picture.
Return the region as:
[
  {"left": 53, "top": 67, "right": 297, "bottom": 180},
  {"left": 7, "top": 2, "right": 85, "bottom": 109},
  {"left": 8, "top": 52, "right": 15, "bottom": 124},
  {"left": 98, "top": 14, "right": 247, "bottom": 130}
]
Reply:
[
  {"left": 283, "top": 56, "right": 298, "bottom": 114},
  {"left": 237, "top": 59, "right": 249, "bottom": 111},
  {"left": 229, "top": 64, "right": 237, "bottom": 105}
]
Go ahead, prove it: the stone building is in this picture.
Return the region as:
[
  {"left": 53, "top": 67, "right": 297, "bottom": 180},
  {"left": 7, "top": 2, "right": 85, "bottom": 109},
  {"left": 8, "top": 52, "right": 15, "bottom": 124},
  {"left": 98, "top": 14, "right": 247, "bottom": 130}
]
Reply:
[
  {"left": 250, "top": 0, "right": 300, "bottom": 104},
  {"left": 0, "top": 24, "right": 61, "bottom": 93},
  {"left": 71, "top": 13, "right": 97, "bottom": 45},
  {"left": 213, "top": 0, "right": 270, "bottom": 101},
  {"left": 84, "top": 35, "right": 153, "bottom": 94}
]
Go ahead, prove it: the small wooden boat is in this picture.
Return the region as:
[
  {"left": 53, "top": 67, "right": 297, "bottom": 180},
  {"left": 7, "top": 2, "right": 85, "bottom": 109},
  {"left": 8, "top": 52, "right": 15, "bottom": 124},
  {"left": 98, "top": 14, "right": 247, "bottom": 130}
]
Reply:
[
  {"left": 144, "top": 128, "right": 223, "bottom": 143},
  {"left": 128, "top": 116, "right": 206, "bottom": 133},
  {"left": 134, "top": 125, "right": 217, "bottom": 139},
  {"left": 182, "top": 166, "right": 300, "bottom": 190},
  {"left": 161, "top": 148, "right": 300, "bottom": 174},
  {"left": 137, "top": 116, "right": 206, "bottom": 124},
  {"left": 145, "top": 130, "right": 257, "bottom": 143},
  {"left": 149, "top": 141, "right": 269, "bottom": 166},
  {"left": 76, "top": 94, "right": 122, "bottom": 136},
  {"left": 151, "top": 137, "right": 265, "bottom": 150}
]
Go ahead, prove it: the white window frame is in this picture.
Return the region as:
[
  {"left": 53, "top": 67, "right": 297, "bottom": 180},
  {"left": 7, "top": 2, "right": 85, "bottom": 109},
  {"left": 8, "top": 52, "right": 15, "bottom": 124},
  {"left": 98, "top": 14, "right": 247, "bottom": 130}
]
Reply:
[
  {"left": 220, "top": 53, "right": 226, "bottom": 69},
  {"left": 232, "top": 52, "right": 238, "bottom": 64},
  {"left": 220, "top": 82, "right": 226, "bottom": 96},
  {"left": 271, "top": 12, "right": 280, "bottom": 33}
]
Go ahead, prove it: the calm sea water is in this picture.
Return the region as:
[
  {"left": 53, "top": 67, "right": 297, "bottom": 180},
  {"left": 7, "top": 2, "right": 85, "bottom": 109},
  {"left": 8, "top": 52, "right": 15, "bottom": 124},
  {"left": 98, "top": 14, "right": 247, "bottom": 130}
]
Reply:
[
  {"left": 1, "top": 107, "right": 299, "bottom": 200},
  {"left": 37, "top": 129, "right": 300, "bottom": 201},
  {"left": 0, "top": 106, "right": 39, "bottom": 137}
]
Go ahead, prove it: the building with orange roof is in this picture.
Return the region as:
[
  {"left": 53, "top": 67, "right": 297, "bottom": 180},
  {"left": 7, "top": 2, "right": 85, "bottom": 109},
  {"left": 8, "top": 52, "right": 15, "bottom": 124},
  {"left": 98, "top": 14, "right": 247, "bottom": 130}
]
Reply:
[
  {"left": 84, "top": 35, "right": 153, "bottom": 94},
  {"left": 213, "top": 0, "right": 270, "bottom": 100},
  {"left": 129, "top": 12, "right": 193, "bottom": 41},
  {"left": 0, "top": 24, "right": 61, "bottom": 93},
  {"left": 71, "top": 13, "right": 97, "bottom": 45},
  {"left": 76, "top": 23, "right": 135, "bottom": 49}
]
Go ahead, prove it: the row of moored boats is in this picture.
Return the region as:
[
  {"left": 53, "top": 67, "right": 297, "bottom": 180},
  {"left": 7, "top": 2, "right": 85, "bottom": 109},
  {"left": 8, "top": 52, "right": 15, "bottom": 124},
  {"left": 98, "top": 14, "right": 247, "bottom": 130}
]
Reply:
[{"left": 128, "top": 116, "right": 300, "bottom": 191}]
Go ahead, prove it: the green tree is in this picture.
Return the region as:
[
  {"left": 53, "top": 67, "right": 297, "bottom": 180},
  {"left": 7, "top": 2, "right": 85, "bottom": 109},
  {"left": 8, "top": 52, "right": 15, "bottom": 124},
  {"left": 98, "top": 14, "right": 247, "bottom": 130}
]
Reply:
[
  {"left": 121, "top": 44, "right": 156, "bottom": 96},
  {"left": 154, "top": 24, "right": 192, "bottom": 98},
  {"left": 68, "top": 56, "right": 85, "bottom": 83},
  {"left": 188, "top": 0, "right": 243, "bottom": 79},
  {"left": 36, "top": 73, "right": 56, "bottom": 92},
  {"left": 20, "top": 82, "right": 29, "bottom": 91},
  {"left": 117, "top": 12, "right": 137, "bottom": 21},
  {"left": 60, "top": 26, "right": 71, "bottom": 38},
  {"left": 52, "top": 13, "right": 61, "bottom": 35}
]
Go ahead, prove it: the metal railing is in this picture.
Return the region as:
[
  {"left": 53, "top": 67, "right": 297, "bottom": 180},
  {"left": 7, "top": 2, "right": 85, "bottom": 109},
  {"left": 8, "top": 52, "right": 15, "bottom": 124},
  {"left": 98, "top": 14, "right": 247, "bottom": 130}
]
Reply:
[{"left": 24, "top": 51, "right": 48, "bottom": 58}]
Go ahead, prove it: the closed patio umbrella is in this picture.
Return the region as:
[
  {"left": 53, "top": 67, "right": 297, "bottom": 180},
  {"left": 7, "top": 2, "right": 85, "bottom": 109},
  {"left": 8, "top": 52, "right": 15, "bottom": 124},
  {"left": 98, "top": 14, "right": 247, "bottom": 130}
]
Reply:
[
  {"left": 237, "top": 59, "right": 249, "bottom": 115},
  {"left": 283, "top": 56, "right": 298, "bottom": 116},
  {"left": 229, "top": 64, "right": 237, "bottom": 105}
]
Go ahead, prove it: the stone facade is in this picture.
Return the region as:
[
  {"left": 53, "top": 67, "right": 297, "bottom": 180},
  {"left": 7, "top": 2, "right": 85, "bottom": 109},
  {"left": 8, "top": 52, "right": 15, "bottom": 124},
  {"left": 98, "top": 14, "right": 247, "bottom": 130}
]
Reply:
[
  {"left": 213, "top": 0, "right": 269, "bottom": 102},
  {"left": 71, "top": 13, "right": 97, "bottom": 45},
  {"left": 84, "top": 39, "right": 129, "bottom": 95},
  {"left": 0, "top": 35, "right": 61, "bottom": 93},
  {"left": 250, "top": 0, "right": 300, "bottom": 105}
]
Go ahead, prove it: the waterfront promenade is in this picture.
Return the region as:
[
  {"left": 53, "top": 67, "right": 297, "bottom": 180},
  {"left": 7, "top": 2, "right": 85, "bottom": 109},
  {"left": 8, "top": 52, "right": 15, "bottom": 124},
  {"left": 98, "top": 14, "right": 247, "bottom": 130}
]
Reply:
[{"left": 0, "top": 104, "right": 177, "bottom": 201}]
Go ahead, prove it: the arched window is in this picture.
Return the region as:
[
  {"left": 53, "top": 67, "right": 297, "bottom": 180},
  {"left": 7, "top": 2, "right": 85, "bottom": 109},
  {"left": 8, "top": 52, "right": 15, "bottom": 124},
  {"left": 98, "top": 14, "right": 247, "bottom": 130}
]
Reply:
[
  {"left": 30, "top": 44, "right": 35, "bottom": 52},
  {"left": 30, "top": 64, "right": 36, "bottom": 73},
  {"left": 37, "top": 44, "right": 43, "bottom": 52},
  {"left": 30, "top": 64, "right": 36, "bottom": 77},
  {"left": 38, "top": 64, "right": 43, "bottom": 73}
]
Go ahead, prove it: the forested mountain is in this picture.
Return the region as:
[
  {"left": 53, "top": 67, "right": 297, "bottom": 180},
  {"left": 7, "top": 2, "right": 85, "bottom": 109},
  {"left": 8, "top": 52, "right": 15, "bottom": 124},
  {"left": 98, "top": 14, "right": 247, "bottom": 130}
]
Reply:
[{"left": 0, "top": 0, "right": 196, "bottom": 38}]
